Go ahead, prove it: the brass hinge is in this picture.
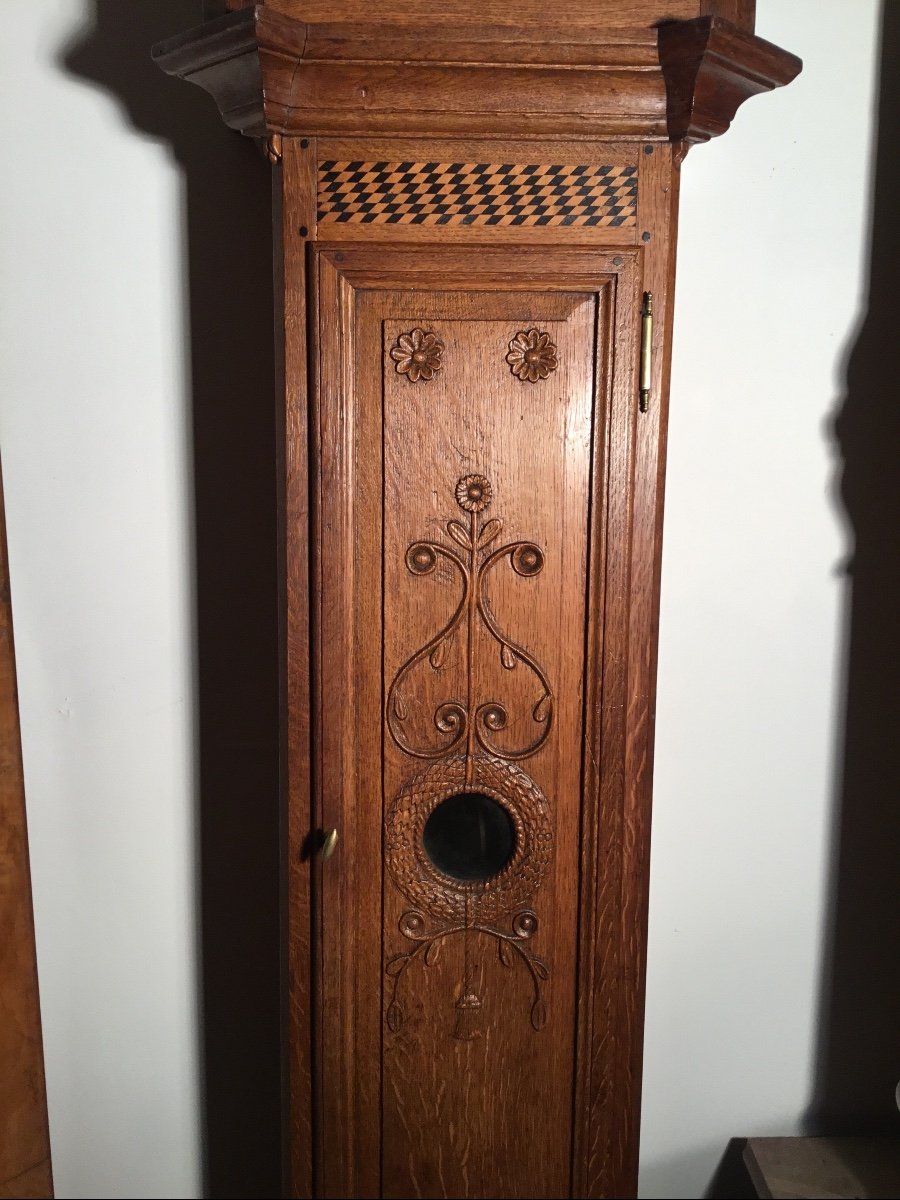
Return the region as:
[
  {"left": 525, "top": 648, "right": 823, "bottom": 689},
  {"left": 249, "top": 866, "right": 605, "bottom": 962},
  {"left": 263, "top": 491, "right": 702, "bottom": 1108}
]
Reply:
[{"left": 639, "top": 291, "right": 653, "bottom": 412}]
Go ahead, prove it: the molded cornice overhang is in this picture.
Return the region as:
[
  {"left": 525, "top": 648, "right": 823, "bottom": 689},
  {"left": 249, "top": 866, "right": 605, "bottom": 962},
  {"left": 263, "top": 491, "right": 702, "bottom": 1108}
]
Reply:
[
  {"left": 659, "top": 15, "right": 802, "bottom": 151},
  {"left": 153, "top": 4, "right": 800, "bottom": 145}
]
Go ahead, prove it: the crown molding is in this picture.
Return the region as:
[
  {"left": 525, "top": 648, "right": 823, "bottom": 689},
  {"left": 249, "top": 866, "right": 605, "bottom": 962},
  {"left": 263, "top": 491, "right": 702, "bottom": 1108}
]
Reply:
[
  {"left": 659, "top": 16, "right": 802, "bottom": 153},
  {"left": 153, "top": 5, "right": 799, "bottom": 145},
  {"left": 153, "top": 6, "right": 668, "bottom": 140}
]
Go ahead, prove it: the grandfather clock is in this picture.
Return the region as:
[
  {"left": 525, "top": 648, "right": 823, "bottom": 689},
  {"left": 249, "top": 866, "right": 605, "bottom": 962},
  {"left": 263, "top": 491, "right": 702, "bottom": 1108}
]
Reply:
[{"left": 155, "top": 3, "right": 799, "bottom": 1197}]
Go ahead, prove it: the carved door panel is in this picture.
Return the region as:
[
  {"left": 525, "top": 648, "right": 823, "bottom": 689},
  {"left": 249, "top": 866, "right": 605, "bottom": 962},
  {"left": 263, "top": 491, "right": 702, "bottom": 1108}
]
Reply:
[{"left": 312, "top": 245, "right": 640, "bottom": 1200}]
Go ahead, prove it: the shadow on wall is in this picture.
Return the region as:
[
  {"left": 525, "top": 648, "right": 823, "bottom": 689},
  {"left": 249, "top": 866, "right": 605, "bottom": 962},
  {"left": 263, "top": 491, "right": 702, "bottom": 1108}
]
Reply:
[
  {"left": 807, "top": 0, "right": 900, "bottom": 1141},
  {"left": 60, "top": 4, "right": 282, "bottom": 1198}
]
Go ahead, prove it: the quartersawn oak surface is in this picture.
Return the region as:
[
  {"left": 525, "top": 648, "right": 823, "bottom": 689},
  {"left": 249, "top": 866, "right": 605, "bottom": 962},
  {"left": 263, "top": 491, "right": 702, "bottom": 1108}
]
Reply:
[
  {"left": 273, "top": 134, "right": 680, "bottom": 1200},
  {"left": 379, "top": 290, "right": 595, "bottom": 1199},
  {"left": 308, "top": 243, "right": 642, "bottom": 1199}
]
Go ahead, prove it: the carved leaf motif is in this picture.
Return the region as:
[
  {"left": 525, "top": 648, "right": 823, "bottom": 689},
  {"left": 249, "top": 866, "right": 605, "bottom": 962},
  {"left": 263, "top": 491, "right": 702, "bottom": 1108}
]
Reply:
[
  {"left": 424, "top": 939, "right": 442, "bottom": 967},
  {"left": 533, "top": 693, "right": 551, "bottom": 724},
  {"left": 386, "top": 1001, "right": 404, "bottom": 1032},
  {"left": 501, "top": 644, "right": 517, "bottom": 671},
  {"left": 393, "top": 691, "right": 407, "bottom": 721},
  {"left": 530, "top": 999, "right": 548, "bottom": 1031},
  {"left": 532, "top": 957, "right": 550, "bottom": 981},
  {"left": 498, "top": 939, "right": 515, "bottom": 968},
  {"left": 430, "top": 639, "right": 448, "bottom": 670},
  {"left": 447, "top": 520, "right": 472, "bottom": 550},
  {"left": 478, "top": 518, "right": 503, "bottom": 549},
  {"left": 385, "top": 955, "right": 408, "bottom": 977}
]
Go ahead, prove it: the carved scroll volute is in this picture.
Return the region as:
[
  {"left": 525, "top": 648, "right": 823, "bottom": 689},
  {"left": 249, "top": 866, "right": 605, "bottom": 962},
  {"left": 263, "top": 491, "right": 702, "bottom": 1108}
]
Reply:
[
  {"left": 387, "top": 474, "right": 554, "bottom": 770},
  {"left": 384, "top": 474, "right": 555, "bottom": 1039}
]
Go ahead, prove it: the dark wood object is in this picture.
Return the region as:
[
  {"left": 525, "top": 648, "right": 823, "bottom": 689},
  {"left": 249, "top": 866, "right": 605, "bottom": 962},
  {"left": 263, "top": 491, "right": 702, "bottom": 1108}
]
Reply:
[
  {"left": 743, "top": 1137, "right": 900, "bottom": 1200},
  {"left": 0, "top": 469, "right": 53, "bottom": 1200},
  {"left": 155, "top": 4, "right": 799, "bottom": 1197}
]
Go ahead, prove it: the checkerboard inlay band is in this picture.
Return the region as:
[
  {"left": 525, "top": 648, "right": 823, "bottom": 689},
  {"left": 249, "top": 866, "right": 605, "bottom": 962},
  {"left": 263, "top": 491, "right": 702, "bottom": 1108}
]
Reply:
[{"left": 317, "top": 162, "right": 638, "bottom": 227}]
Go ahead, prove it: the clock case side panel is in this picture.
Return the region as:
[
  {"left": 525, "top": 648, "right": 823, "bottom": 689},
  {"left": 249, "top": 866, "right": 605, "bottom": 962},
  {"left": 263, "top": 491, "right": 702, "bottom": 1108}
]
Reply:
[
  {"left": 278, "top": 137, "right": 317, "bottom": 1200},
  {"left": 573, "top": 144, "right": 683, "bottom": 1200}
]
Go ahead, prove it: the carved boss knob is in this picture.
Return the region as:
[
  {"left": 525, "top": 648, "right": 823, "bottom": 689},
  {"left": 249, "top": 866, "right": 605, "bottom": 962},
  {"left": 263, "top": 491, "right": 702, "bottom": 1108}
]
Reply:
[
  {"left": 506, "top": 328, "right": 558, "bottom": 382},
  {"left": 390, "top": 328, "right": 445, "bottom": 382}
]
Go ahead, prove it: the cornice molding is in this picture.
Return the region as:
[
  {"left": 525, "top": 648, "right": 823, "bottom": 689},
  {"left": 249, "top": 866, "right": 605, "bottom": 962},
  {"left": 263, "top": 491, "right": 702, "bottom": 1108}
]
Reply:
[
  {"left": 153, "top": 6, "right": 669, "bottom": 140},
  {"left": 659, "top": 16, "right": 802, "bottom": 153},
  {"left": 153, "top": 5, "right": 799, "bottom": 145}
]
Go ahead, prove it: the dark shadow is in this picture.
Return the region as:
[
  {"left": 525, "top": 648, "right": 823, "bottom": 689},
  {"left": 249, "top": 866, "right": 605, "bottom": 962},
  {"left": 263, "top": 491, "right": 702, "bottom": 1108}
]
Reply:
[
  {"left": 59, "top": 4, "right": 282, "bottom": 1197},
  {"left": 706, "top": 1139, "right": 756, "bottom": 1200},
  {"left": 808, "top": 0, "right": 900, "bottom": 1137}
]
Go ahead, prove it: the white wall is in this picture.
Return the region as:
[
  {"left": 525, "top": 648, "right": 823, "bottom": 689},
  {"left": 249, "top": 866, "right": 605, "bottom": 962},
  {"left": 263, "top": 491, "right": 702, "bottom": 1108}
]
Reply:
[
  {"left": 0, "top": 3, "right": 880, "bottom": 1198},
  {"left": 0, "top": 2, "right": 201, "bottom": 1198},
  {"left": 641, "top": 2, "right": 881, "bottom": 1196}
]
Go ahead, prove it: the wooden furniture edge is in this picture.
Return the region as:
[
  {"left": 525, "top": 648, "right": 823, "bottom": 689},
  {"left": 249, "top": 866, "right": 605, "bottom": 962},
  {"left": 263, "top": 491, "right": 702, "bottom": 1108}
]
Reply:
[
  {"left": 659, "top": 15, "right": 802, "bottom": 153},
  {"left": 153, "top": 7, "right": 799, "bottom": 146}
]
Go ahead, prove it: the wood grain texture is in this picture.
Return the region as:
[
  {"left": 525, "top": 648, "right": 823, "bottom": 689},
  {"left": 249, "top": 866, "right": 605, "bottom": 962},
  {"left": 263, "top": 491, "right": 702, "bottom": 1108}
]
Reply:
[
  {"left": 280, "top": 137, "right": 316, "bottom": 1200},
  {"left": 380, "top": 290, "right": 593, "bottom": 1200},
  {"left": 0, "top": 468, "right": 53, "bottom": 1200},
  {"left": 160, "top": 6, "right": 799, "bottom": 147},
  {"left": 153, "top": 7, "right": 671, "bottom": 141},
  {"left": 208, "top": 1, "right": 699, "bottom": 27},
  {"left": 309, "top": 245, "right": 644, "bottom": 1198}
]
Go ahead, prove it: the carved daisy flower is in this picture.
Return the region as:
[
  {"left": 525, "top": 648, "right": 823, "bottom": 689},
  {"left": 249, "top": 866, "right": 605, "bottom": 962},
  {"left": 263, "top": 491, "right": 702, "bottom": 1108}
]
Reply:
[
  {"left": 506, "top": 328, "right": 558, "bottom": 383},
  {"left": 390, "top": 328, "right": 445, "bottom": 383},
  {"left": 455, "top": 474, "right": 492, "bottom": 513}
]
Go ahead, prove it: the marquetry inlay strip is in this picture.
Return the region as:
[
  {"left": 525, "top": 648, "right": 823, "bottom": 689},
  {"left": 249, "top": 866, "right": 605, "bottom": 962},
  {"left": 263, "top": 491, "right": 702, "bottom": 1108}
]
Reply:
[{"left": 317, "top": 161, "right": 638, "bottom": 227}]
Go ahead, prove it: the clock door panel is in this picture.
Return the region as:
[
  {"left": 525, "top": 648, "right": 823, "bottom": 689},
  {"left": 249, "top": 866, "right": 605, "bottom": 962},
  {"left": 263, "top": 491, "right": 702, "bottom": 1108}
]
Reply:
[{"left": 312, "top": 246, "right": 639, "bottom": 1200}]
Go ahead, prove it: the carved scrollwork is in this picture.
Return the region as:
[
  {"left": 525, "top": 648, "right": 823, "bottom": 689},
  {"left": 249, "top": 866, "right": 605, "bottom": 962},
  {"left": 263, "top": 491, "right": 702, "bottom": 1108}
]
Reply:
[
  {"left": 385, "top": 907, "right": 549, "bottom": 1037},
  {"left": 385, "top": 754, "right": 552, "bottom": 1038},
  {"left": 385, "top": 474, "right": 555, "bottom": 1039},
  {"left": 386, "top": 475, "right": 554, "bottom": 766}
]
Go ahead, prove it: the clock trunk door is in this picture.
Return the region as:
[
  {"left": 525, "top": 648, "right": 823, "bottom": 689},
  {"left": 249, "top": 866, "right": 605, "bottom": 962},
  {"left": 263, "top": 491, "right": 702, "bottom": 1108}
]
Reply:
[{"left": 311, "top": 245, "right": 639, "bottom": 1200}]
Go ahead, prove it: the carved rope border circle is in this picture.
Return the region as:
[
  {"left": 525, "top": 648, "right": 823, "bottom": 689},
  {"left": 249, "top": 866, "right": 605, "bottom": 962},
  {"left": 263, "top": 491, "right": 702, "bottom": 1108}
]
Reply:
[{"left": 385, "top": 753, "right": 553, "bottom": 925}]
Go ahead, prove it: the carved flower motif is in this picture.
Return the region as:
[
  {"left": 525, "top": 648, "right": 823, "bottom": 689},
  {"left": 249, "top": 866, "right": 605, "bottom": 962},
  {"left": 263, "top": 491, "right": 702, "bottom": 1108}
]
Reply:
[
  {"left": 506, "top": 328, "right": 558, "bottom": 383},
  {"left": 390, "top": 328, "right": 445, "bottom": 382},
  {"left": 455, "top": 474, "right": 492, "bottom": 513}
]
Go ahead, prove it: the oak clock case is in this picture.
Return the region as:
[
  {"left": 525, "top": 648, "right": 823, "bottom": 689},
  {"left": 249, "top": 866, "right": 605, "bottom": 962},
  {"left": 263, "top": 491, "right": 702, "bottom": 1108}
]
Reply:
[{"left": 154, "top": 5, "right": 800, "bottom": 1198}]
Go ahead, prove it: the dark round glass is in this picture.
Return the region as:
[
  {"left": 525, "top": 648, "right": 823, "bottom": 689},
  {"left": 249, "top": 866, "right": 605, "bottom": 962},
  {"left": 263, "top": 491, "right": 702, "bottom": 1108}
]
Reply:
[{"left": 422, "top": 791, "right": 516, "bottom": 882}]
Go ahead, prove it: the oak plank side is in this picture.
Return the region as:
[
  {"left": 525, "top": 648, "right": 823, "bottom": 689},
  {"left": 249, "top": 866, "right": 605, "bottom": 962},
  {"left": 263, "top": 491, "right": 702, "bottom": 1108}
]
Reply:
[{"left": 280, "top": 137, "right": 317, "bottom": 1200}]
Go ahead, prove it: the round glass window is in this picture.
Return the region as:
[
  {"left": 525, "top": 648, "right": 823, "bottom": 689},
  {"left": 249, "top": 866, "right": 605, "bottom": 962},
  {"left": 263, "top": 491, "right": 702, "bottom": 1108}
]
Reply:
[{"left": 422, "top": 791, "right": 516, "bottom": 882}]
